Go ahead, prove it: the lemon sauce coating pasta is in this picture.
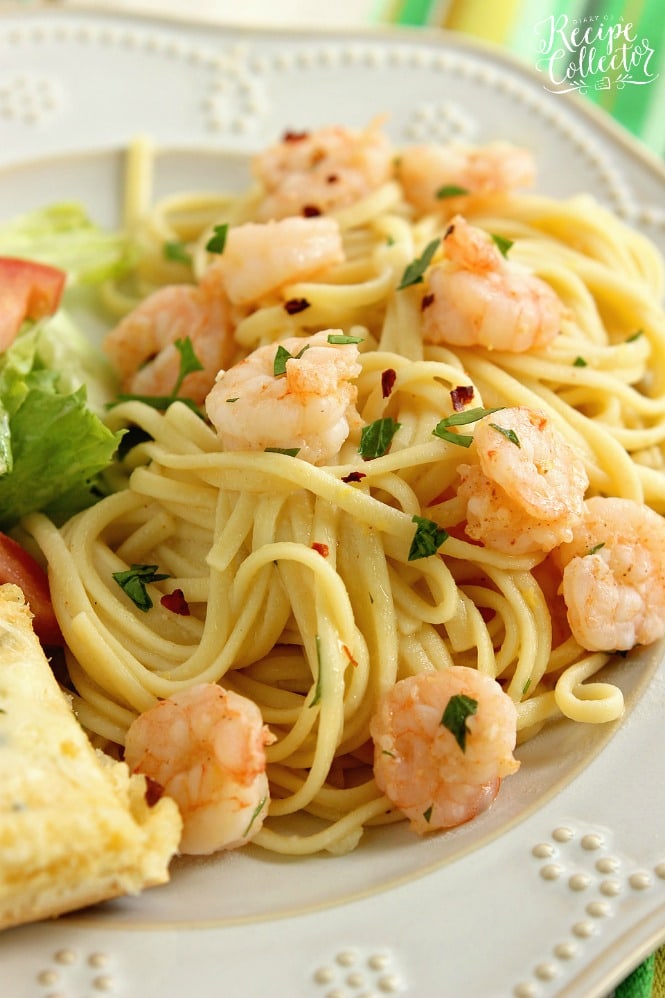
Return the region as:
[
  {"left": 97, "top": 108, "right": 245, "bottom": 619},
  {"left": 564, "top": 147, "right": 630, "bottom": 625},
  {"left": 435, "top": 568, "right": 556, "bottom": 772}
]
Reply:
[{"left": 24, "top": 122, "right": 665, "bottom": 856}]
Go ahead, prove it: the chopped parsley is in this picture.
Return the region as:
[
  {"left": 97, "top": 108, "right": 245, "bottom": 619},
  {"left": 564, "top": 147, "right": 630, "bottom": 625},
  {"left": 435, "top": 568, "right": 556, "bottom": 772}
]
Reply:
[
  {"left": 109, "top": 336, "right": 204, "bottom": 414},
  {"left": 358, "top": 417, "right": 401, "bottom": 459},
  {"left": 408, "top": 515, "right": 449, "bottom": 561},
  {"left": 265, "top": 447, "right": 300, "bottom": 457},
  {"left": 441, "top": 694, "right": 478, "bottom": 751},
  {"left": 423, "top": 805, "right": 433, "bottom": 823},
  {"left": 432, "top": 406, "right": 503, "bottom": 448},
  {"left": 242, "top": 796, "right": 267, "bottom": 838},
  {"left": 397, "top": 238, "right": 440, "bottom": 290},
  {"left": 273, "top": 343, "right": 310, "bottom": 376},
  {"left": 587, "top": 541, "right": 606, "bottom": 556},
  {"left": 112, "top": 564, "right": 169, "bottom": 612},
  {"left": 310, "top": 635, "right": 323, "bottom": 706},
  {"left": 436, "top": 184, "right": 470, "bottom": 199},
  {"left": 163, "top": 240, "right": 192, "bottom": 264},
  {"left": 491, "top": 233, "right": 513, "bottom": 257},
  {"left": 327, "top": 333, "right": 364, "bottom": 344},
  {"left": 205, "top": 223, "right": 228, "bottom": 254},
  {"left": 573, "top": 356, "right": 588, "bottom": 367},
  {"left": 489, "top": 423, "right": 520, "bottom": 447},
  {"left": 626, "top": 329, "right": 644, "bottom": 342}
]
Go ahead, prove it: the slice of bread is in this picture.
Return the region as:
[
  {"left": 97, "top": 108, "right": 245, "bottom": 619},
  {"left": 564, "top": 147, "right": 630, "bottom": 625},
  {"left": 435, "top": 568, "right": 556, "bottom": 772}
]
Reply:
[{"left": 0, "top": 583, "right": 182, "bottom": 930}]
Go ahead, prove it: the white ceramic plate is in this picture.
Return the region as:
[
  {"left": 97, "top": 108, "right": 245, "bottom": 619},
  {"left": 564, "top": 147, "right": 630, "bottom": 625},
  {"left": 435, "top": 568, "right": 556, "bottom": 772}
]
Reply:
[{"left": 2, "top": 9, "right": 665, "bottom": 997}]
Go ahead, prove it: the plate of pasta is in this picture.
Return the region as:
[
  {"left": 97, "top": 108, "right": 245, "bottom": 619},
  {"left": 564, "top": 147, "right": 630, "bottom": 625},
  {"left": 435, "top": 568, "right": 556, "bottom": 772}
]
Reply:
[{"left": 2, "top": 7, "right": 665, "bottom": 998}]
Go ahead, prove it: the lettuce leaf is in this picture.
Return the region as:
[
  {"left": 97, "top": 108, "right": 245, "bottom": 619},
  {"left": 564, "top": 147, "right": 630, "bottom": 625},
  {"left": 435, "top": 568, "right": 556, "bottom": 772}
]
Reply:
[{"left": 0, "top": 202, "right": 131, "bottom": 284}]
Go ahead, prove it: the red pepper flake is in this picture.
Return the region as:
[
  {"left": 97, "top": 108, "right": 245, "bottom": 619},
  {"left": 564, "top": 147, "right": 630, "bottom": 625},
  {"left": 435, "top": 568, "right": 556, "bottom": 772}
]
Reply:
[
  {"left": 326, "top": 173, "right": 339, "bottom": 184},
  {"left": 312, "top": 542, "right": 329, "bottom": 557},
  {"left": 421, "top": 293, "right": 435, "bottom": 311},
  {"left": 342, "top": 644, "right": 358, "bottom": 667},
  {"left": 444, "top": 223, "right": 455, "bottom": 240},
  {"left": 450, "top": 385, "right": 475, "bottom": 411},
  {"left": 284, "top": 297, "right": 311, "bottom": 315},
  {"left": 302, "top": 204, "right": 322, "bottom": 217},
  {"left": 381, "top": 368, "right": 397, "bottom": 398},
  {"left": 144, "top": 775, "right": 165, "bottom": 807},
  {"left": 160, "top": 588, "right": 190, "bottom": 616},
  {"left": 283, "top": 130, "right": 309, "bottom": 142},
  {"left": 341, "top": 471, "right": 367, "bottom": 483}
]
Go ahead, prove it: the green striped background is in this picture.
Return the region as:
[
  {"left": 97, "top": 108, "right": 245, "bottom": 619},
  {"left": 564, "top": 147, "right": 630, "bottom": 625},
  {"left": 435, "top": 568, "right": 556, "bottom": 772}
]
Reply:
[{"left": 378, "top": 0, "right": 665, "bottom": 157}]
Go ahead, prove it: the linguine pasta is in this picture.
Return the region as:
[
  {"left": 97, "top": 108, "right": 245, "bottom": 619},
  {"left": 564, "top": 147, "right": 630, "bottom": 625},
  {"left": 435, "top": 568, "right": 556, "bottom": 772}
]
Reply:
[{"left": 23, "top": 128, "right": 665, "bottom": 855}]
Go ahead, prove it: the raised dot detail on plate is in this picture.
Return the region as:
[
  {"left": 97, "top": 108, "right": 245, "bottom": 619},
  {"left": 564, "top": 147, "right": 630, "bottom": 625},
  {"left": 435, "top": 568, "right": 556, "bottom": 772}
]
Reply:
[
  {"left": 554, "top": 941, "right": 577, "bottom": 960},
  {"left": 378, "top": 974, "right": 402, "bottom": 993},
  {"left": 540, "top": 863, "right": 562, "bottom": 881},
  {"left": 581, "top": 833, "right": 603, "bottom": 850},
  {"left": 655, "top": 863, "right": 665, "bottom": 879},
  {"left": 368, "top": 954, "right": 389, "bottom": 971},
  {"left": 535, "top": 962, "right": 557, "bottom": 981},
  {"left": 314, "top": 967, "right": 335, "bottom": 984},
  {"left": 586, "top": 900, "right": 611, "bottom": 918},
  {"left": 596, "top": 856, "right": 619, "bottom": 874},
  {"left": 552, "top": 826, "right": 574, "bottom": 843},
  {"left": 36, "top": 970, "right": 59, "bottom": 986},
  {"left": 572, "top": 920, "right": 596, "bottom": 938},
  {"left": 513, "top": 982, "right": 539, "bottom": 997},
  {"left": 532, "top": 843, "right": 555, "bottom": 859},
  {"left": 92, "top": 975, "right": 115, "bottom": 992},
  {"left": 54, "top": 949, "right": 78, "bottom": 965},
  {"left": 568, "top": 873, "right": 591, "bottom": 891},
  {"left": 336, "top": 950, "right": 358, "bottom": 967},
  {"left": 629, "top": 872, "right": 652, "bottom": 890},
  {"left": 599, "top": 879, "right": 621, "bottom": 897}
]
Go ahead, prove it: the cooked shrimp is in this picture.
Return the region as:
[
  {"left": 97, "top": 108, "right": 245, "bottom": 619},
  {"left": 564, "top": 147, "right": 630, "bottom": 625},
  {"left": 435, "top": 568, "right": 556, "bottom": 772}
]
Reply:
[
  {"left": 251, "top": 122, "right": 394, "bottom": 221},
  {"left": 207, "top": 216, "right": 344, "bottom": 306},
  {"left": 205, "top": 330, "right": 362, "bottom": 465},
  {"left": 554, "top": 496, "right": 665, "bottom": 651},
  {"left": 370, "top": 666, "right": 519, "bottom": 834},
  {"left": 421, "top": 214, "right": 564, "bottom": 352},
  {"left": 398, "top": 140, "right": 535, "bottom": 214},
  {"left": 103, "top": 281, "right": 234, "bottom": 404},
  {"left": 457, "top": 406, "right": 589, "bottom": 555},
  {"left": 124, "top": 682, "right": 274, "bottom": 855}
]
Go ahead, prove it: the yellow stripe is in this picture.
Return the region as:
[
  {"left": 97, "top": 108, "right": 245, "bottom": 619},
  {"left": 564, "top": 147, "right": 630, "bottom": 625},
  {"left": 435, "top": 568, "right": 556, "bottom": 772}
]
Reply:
[{"left": 442, "top": 0, "right": 523, "bottom": 43}]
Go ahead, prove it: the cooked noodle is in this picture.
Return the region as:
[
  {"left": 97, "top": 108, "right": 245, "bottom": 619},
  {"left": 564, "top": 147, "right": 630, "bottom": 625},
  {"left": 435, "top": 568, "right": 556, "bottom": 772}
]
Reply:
[{"left": 23, "top": 130, "right": 665, "bottom": 854}]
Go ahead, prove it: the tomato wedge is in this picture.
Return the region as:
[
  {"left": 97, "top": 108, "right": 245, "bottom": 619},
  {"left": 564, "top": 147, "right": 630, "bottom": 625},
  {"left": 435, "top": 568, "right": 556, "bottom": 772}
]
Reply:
[
  {"left": 0, "top": 532, "right": 63, "bottom": 646},
  {"left": 0, "top": 256, "right": 66, "bottom": 351}
]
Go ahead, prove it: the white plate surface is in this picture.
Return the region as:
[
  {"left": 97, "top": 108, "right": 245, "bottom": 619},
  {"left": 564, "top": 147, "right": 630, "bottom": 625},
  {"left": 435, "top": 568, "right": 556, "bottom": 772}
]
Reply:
[{"left": 2, "top": 9, "right": 665, "bottom": 998}]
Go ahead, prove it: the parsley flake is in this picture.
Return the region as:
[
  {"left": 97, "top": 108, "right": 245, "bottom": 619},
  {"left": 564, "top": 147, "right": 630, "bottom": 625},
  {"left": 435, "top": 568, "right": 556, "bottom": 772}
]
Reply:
[
  {"left": 587, "top": 541, "right": 606, "bottom": 556},
  {"left": 205, "top": 223, "right": 228, "bottom": 254},
  {"left": 273, "top": 343, "right": 310, "bottom": 377},
  {"left": 408, "top": 515, "right": 449, "bottom": 561},
  {"left": 436, "top": 184, "right": 470, "bottom": 199},
  {"left": 573, "top": 356, "right": 588, "bottom": 367},
  {"left": 441, "top": 694, "right": 478, "bottom": 751},
  {"left": 327, "top": 333, "right": 364, "bottom": 344},
  {"left": 423, "top": 805, "right": 434, "bottom": 823},
  {"left": 397, "top": 238, "right": 440, "bottom": 290},
  {"left": 491, "top": 233, "right": 513, "bottom": 257},
  {"left": 163, "top": 240, "right": 192, "bottom": 264},
  {"left": 358, "top": 417, "right": 401, "bottom": 459},
  {"left": 112, "top": 564, "right": 169, "bottom": 612},
  {"left": 490, "top": 423, "right": 520, "bottom": 447},
  {"left": 432, "top": 406, "right": 503, "bottom": 448},
  {"left": 265, "top": 447, "right": 300, "bottom": 457}
]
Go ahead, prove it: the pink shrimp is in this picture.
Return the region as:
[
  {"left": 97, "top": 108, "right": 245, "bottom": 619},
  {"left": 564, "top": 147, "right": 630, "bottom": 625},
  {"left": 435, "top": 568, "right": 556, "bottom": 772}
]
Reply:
[
  {"left": 370, "top": 666, "right": 519, "bottom": 834},
  {"left": 554, "top": 496, "right": 665, "bottom": 651},
  {"left": 421, "top": 214, "right": 564, "bottom": 352},
  {"left": 102, "top": 279, "right": 235, "bottom": 405},
  {"left": 251, "top": 122, "right": 394, "bottom": 221},
  {"left": 398, "top": 140, "right": 535, "bottom": 215},
  {"left": 457, "top": 406, "right": 589, "bottom": 555},
  {"left": 124, "top": 683, "right": 274, "bottom": 855}
]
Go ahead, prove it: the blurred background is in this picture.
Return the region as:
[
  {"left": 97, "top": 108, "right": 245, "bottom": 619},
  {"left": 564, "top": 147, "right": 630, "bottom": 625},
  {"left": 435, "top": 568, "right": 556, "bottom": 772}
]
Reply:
[{"left": 43, "top": 0, "right": 665, "bottom": 158}]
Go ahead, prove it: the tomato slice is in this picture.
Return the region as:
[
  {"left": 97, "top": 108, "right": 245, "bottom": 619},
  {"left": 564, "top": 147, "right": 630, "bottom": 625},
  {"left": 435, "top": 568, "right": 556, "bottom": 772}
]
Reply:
[
  {"left": 0, "top": 532, "right": 63, "bottom": 646},
  {"left": 0, "top": 256, "right": 67, "bottom": 351}
]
